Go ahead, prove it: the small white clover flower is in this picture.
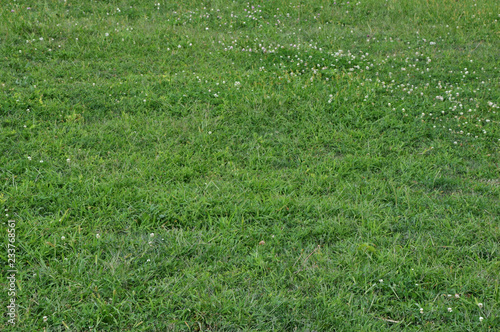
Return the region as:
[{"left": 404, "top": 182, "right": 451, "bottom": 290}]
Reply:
[
  {"left": 379, "top": 279, "right": 383, "bottom": 283},
  {"left": 43, "top": 316, "right": 48, "bottom": 322},
  {"left": 479, "top": 316, "right": 484, "bottom": 322},
  {"left": 478, "top": 303, "right": 483, "bottom": 308},
  {"left": 61, "top": 236, "right": 65, "bottom": 240},
  {"left": 150, "top": 233, "right": 154, "bottom": 238},
  {"left": 420, "top": 308, "right": 424, "bottom": 314},
  {"left": 447, "top": 307, "right": 452, "bottom": 312},
  {"left": 96, "top": 234, "right": 101, "bottom": 239},
  {"left": 455, "top": 293, "right": 460, "bottom": 298}
]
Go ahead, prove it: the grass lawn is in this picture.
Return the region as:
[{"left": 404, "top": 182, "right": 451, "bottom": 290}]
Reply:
[{"left": 1, "top": 0, "right": 499, "bottom": 330}]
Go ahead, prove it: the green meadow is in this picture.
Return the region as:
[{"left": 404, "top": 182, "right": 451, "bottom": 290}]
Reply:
[{"left": 1, "top": 0, "right": 499, "bottom": 330}]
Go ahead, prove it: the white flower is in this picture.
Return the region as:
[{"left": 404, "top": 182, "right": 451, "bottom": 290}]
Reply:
[
  {"left": 379, "top": 279, "right": 383, "bottom": 283},
  {"left": 455, "top": 293, "right": 460, "bottom": 298},
  {"left": 61, "top": 236, "right": 65, "bottom": 240},
  {"left": 43, "top": 316, "right": 48, "bottom": 322},
  {"left": 479, "top": 317, "right": 484, "bottom": 322},
  {"left": 105, "top": 33, "right": 109, "bottom": 37},
  {"left": 96, "top": 234, "right": 101, "bottom": 239},
  {"left": 150, "top": 233, "right": 154, "bottom": 238},
  {"left": 234, "top": 81, "right": 241, "bottom": 87},
  {"left": 478, "top": 303, "right": 483, "bottom": 308},
  {"left": 447, "top": 307, "right": 452, "bottom": 312},
  {"left": 420, "top": 308, "right": 424, "bottom": 314},
  {"left": 66, "top": 158, "right": 70, "bottom": 162},
  {"left": 28, "top": 156, "right": 32, "bottom": 160}
]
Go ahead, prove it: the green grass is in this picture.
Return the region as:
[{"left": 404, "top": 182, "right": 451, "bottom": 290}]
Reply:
[{"left": 1, "top": 0, "right": 499, "bottom": 330}]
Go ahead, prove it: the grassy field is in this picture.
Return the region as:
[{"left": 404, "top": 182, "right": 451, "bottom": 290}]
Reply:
[{"left": 1, "top": 0, "right": 499, "bottom": 330}]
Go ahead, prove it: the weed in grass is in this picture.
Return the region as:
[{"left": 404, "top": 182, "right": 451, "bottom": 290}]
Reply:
[{"left": 0, "top": 0, "right": 499, "bottom": 330}]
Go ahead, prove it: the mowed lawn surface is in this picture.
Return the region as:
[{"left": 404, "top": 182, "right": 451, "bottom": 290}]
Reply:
[{"left": 1, "top": 0, "right": 499, "bottom": 330}]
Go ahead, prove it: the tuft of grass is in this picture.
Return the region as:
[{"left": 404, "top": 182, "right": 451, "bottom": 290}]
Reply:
[{"left": 1, "top": 0, "right": 499, "bottom": 330}]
